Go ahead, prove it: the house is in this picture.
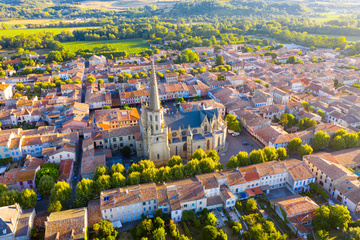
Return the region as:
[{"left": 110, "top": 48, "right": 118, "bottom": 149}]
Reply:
[
  {"left": 21, "top": 136, "right": 42, "bottom": 158},
  {"left": 0, "top": 204, "right": 35, "bottom": 240},
  {"left": 303, "top": 154, "right": 360, "bottom": 212},
  {"left": 85, "top": 92, "right": 112, "bottom": 110},
  {"left": 89, "top": 55, "right": 106, "bottom": 65},
  {"left": 46, "top": 146, "right": 76, "bottom": 164},
  {"left": 16, "top": 166, "right": 40, "bottom": 191},
  {"left": 0, "top": 168, "right": 21, "bottom": 190},
  {"left": 271, "top": 195, "right": 319, "bottom": 238},
  {"left": 94, "top": 108, "right": 140, "bottom": 130},
  {"left": 81, "top": 149, "right": 106, "bottom": 179},
  {"left": 0, "top": 84, "right": 13, "bottom": 101},
  {"left": 165, "top": 72, "right": 179, "bottom": 84},
  {"left": 57, "top": 159, "right": 74, "bottom": 184},
  {"left": 44, "top": 208, "right": 88, "bottom": 240}
]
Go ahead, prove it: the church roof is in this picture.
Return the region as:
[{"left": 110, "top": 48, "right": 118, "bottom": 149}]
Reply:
[{"left": 164, "top": 109, "right": 218, "bottom": 130}]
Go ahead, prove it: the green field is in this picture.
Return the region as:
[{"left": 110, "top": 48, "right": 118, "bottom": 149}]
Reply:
[
  {"left": 0, "top": 27, "right": 98, "bottom": 37},
  {"left": 62, "top": 39, "right": 149, "bottom": 53},
  {"left": 312, "top": 34, "right": 360, "bottom": 42}
]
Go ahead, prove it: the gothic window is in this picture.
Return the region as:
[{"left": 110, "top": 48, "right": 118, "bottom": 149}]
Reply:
[
  {"left": 204, "top": 125, "right": 208, "bottom": 132},
  {"left": 150, "top": 115, "right": 152, "bottom": 121},
  {"left": 155, "top": 115, "right": 158, "bottom": 121},
  {"left": 156, "top": 137, "right": 159, "bottom": 142},
  {"left": 207, "top": 140, "right": 210, "bottom": 150},
  {"left": 156, "top": 125, "right": 158, "bottom": 131},
  {"left": 218, "top": 137, "right": 221, "bottom": 146},
  {"left": 183, "top": 143, "right": 187, "bottom": 151},
  {"left": 157, "top": 154, "right": 160, "bottom": 159},
  {"left": 182, "top": 131, "right": 186, "bottom": 136}
]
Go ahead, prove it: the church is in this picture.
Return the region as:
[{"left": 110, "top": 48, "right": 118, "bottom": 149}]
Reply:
[{"left": 139, "top": 61, "right": 227, "bottom": 166}]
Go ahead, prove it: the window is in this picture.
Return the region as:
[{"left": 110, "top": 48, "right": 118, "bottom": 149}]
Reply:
[
  {"left": 113, "top": 138, "right": 116, "bottom": 142},
  {"left": 154, "top": 200, "right": 156, "bottom": 204},
  {"left": 143, "top": 202, "right": 146, "bottom": 205},
  {"left": 184, "top": 204, "right": 188, "bottom": 208},
  {"left": 157, "top": 154, "right": 160, "bottom": 159},
  {"left": 155, "top": 115, "right": 158, "bottom": 121},
  {"left": 149, "top": 206, "right": 151, "bottom": 210},
  {"left": 104, "top": 196, "right": 109, "bottom": 201}
]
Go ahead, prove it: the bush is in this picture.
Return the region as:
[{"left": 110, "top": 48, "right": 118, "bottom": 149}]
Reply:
[
  {"left": 309, "top": 183, "right": 329, "bottom": 199},
  {"left": 182, "top": 221, "right": 192, "bottom": 239},
  {"left": 194, "top": 219, "right": 201, "bottom": 228}
]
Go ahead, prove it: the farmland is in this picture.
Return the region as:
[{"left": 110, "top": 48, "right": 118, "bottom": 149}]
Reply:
[
  {"left": 0, "top": 27, "right": 98, "bottom": 37},
  {"left": 61, "top": 39, "right": 149, "bottom": 54}
]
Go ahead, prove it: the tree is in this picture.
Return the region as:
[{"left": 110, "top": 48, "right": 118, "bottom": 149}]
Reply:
[
  {"left": 343, "top": 133, "right": 359, "bottom": 149},
  {"left": 93, "top": 220, "right": 119, "bottom": 240},
  {"left": 87, "top": 76, "right": 96, "bottom": 83},
  {"left": 95, "top": 175, "right": 111, "bottom": 195},
  {"left": 20, "top": 189, "right": 36, "bottom": 209},
  {"left": 287, "top": 137, "right": 302, "bottom": 153},
  {"left": 286, "top": 56, "right": 297, "bottom": 64},
  {"left": 91, "top": 165, "right": 109, "bottom": 181},
  {"left": 35, "top": 167, "right": 59, "bottom": 185},
  {"left": 76, "top": 178, "right": 95, "bottom": 203},
  {"left": 50, "top": 181, "right": 71, "bottom": 203},
  {"left": 192, "top": 148, "right": 207, "bottom": 160},
  {"left": 276, "top": 148, "right": 288, "bottom": 160},
  {"left": 263, "top": 146, "right": 278, "bottom": 161},
  {"left": 138, "top": 160, "right": 156, "bottom": 172},
  {"left": 176, "top": 97, "right": 186, "bottom": 103},
  {"left": 16, "top": 83, "right": 25, "bottom": 92},
  {"left": 48, "top": 200, "right": 62, "bottom": 212},
  {"left": 318, "top": 110, "right": 326, "bottom": 120},
  {"left": 245, "top": 198, "right": 258, "bottom": 213},
  {"left": 141, "top": 168, "right": 158, "bottom": 183},
  {"left": 344, "top": 227, "right": 360, "bottom": 240},
  {"left": 46, "top": 51, "right": 63, "bottom": 63},
  {"left": 329, "top": 204, "right": 351, "bottom": 231},
  {"left": 279, "top": 113, "right": 296, "bottom": 128},
  {"left": 184, "top": 159, "right": 200, "bottom": 177},
  {"left": 103, "top": 105, "right": 111, "bottom": 109},
  {"left": 206, "top": 212, "right": 217, "bottom": 226},
  {"left": 302, "top": 102, "right": 310, "bottom": 111},
  {"left": 182, "top": 210, "right": 196, "bottom": 222},
  {"left": 312, "top": 131, "right": 330, "bottom": 151},
  {"left": 137, "top": 219, "right": 153, "bottom": 237},
  {"left": 199, "top": 158, "right": 216, "bottom": 173},
  {"left": 171, "top": 164, "right": 184, "bottom": 180},
  {"left": 232, "top": 221, "right": 242, "bottom": 234},
  {"left": 236, "top": 151, "right": 249, "bottom": 166},
  {"left": 38, "top": 175, "right": 55, "bottom": 198},
  {"left": 120, "top": 146, "right": 131, "bottom": 157},
  {"left": 26, "top": 86, "right": 31, "bottom": 95},
  {"left": 0, "top": 190, "right": 20, "bottom": 207},
  {"left": 215, "top": 55, "right": 225, "bottom": 66},
  {"left": 98, "top": 79, "right": 104, "bottom": 84},
  {"left": 249, "top": 149, "right": 266, "bottom": 164},
  {"left": 154, "top": 217, "right": 165, "bottom": 229},
  {"left": 111, "top": 163, "right": 126, "bottom": 176},
  {"left": 153, "top": 227, "right": 166, "bottom": 240},
  {"left": 111, "top": 172, "right": 126, "bottom": 188},
  {"left": 203, "top": 225, "right": 219, "bottom": 240},
  {"left": 217, "top": 229, "right": 227, "bottom": 240},
  {"left": 168, "top": 155, "right": 182, "bottom": 167},
  {"left": 331, "top": 135, "right": 346, "bottom": 150},
  {"left": 298, "top": 118, "right": 317, "bottom": 131},
  {"left": 108, "top": 76, "right": 114, "bottom": 82},
  {"left": 13, "top": 93, "right": 22, "bottom": 99},
  {"left": 128, "top": 172, "right": 141, "bottom": 185},
  {"left": 226, "top": 156, "right": 238, "bottom": 169},
  {"left": 298, "top": 144, "right": 313, "bottom": 158},
  {"left": 225, "top": 114, "right": 242, "bottom": 132},
  {"left": 0, "top": 184, "right": 7, "bottom": 195}
]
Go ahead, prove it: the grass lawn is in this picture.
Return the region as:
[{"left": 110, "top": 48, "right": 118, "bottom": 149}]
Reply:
[
  {"left": 0, "top": 19, "right": 57, "bottom": 27},
  {"left": 62, "top": 39, "right": 149, "bottom": 54}
]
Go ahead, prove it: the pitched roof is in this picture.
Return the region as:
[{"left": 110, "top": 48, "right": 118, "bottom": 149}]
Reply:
[
  {"left": 16, "top": 166, "right": 39, "bottom": 182},
  {"left": 45, "top": 208, "right": 87, "bottom": 240}
]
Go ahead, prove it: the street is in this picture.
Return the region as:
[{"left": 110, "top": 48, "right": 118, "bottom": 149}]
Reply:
[{"left": 220, "top": 129, "right": 263, "bottom": 168}]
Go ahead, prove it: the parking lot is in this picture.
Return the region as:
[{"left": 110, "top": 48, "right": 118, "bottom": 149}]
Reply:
[
  {"left": 220, "top": 130, "right": 263, "bottom": 167},
  {"left": 212, "top": 209, "right": 227, "bottom": 228}
]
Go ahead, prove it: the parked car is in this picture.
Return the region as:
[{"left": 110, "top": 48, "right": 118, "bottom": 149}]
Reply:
[
  {"left": 242, "top": 142, "right": 249, "bottom": 145},
  {"left": 232, "top": 132, "right": 240, "bottom": 137},
  {"left": 37, "top": 193, "right": 42, "bottom": 201}
]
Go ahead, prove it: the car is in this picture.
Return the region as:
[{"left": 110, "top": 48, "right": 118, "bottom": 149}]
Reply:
[
  {"left": 36, "top": 193, "right": 42, "bottom": 201},
  {"left": 232, "top": 132, "right": 240, "bottom": 137},
  {"left": 242, "top": 142, "right": 249, "bottom": 145}
]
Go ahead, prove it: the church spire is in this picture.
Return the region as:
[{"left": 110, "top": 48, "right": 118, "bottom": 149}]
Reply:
[{"left": 149, "top": 60, "right": 161, "bottom": 111}]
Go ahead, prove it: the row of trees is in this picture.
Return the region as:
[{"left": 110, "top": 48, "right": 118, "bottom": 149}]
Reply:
[
  {"left": 226, "top": 147, "right": 288, "bottom": 169},
  {"left": 0, "top": 184, "right": 36, "bottom": 210}
]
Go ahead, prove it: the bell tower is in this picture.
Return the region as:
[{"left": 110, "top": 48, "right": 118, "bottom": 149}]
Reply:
[{"left": 139, "top": 60, "right": 170, "bottom": 166}]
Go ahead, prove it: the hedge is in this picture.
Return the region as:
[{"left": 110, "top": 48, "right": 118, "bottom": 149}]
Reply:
[
  {"left": 182, "top": 221, "right": 193, "bottom": 239},
  {"left": 309, "top": 183, "right": 329, "bottom": 199}
]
